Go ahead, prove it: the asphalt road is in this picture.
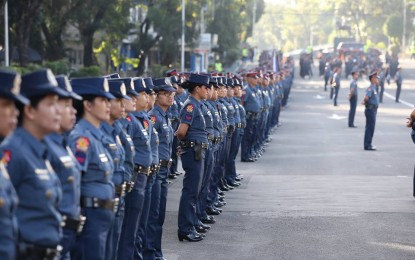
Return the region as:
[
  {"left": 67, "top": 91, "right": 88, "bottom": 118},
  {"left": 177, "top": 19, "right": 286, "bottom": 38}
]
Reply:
[{"left": 162, "top": 59, "right": 415, "bottom": 260}]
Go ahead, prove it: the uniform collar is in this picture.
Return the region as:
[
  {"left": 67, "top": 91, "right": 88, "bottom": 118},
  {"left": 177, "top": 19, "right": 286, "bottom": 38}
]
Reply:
[
  {"left": 15, "top": 127, "right": 47, "bottom": 159},
  {"left": 188, "top": 95, "right": 200, "bottom": 104},
  {"left": 154, "top": 104, "right": 167, "bottom": 117},
  {"left": 101, "top": 121, "right": 115, "bottom": 136},
  {"left": 47, "top": 132, "right": 64, "bottom": 145},
  {"left": 78, "top": 119, "right": 104, "bottom": 140}
]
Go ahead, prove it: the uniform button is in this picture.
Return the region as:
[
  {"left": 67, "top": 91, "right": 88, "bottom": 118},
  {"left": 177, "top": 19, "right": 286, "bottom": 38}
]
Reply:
[
  {"left": 45, "top": 190, "right": 53, "bottom": 199},
  {"left": 67, "top": 176, "right": 74, "bottom": 183},
  {"left": 105, "top": 171, "right": 110, "bottom": 176},
  {"left": 0, "top": 198, "right": 4, "bottom": 208},
  {"left": 114, "top": 158, "right": 119, "bottom": 163}
]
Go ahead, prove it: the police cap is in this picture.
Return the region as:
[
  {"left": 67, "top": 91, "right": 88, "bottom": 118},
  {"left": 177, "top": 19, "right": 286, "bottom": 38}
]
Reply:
[{"left": 0, "top": 70, "right": 29, "bottom": 105}]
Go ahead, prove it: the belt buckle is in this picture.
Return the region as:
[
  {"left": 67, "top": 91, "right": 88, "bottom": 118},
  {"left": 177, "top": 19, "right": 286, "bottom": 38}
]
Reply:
[
  {"left": 78, "top": 215, "right": 86, "bottom": 234},
  {"left": 113, "top": 198, "right": 120, "bottom": 212}
]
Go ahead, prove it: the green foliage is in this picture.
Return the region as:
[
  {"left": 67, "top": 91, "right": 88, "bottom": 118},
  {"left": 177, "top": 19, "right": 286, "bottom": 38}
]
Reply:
[
  {"left": 43, "top": 60, "right": 71, "bottom": 75},
  {"left": 70, "top": 66, "right": 102, "bottom": 78}
]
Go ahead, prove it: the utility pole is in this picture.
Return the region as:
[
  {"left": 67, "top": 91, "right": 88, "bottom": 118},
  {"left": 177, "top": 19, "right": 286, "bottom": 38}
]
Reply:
[
  {"left": 181, "top": 0, "right": 185, "bottom": 71},
  {"left": 4, "top": 0, "right": 9, "bottom": 66},
  {"left": 403, "top": 0, "right": 407, "bottom": 57}
]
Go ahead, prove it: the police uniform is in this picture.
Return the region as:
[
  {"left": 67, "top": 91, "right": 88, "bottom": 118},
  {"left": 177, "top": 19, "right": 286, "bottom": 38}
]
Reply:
[
  {"left": 135, "top": 78, "right": 158, "bottom": 260},
  {"left": 1, "top": 70, "right": 66, "bottom": 259},
  {"left": 332, "top": 70, "right": 341, "bottom": 106},
  {"left": 144, "top": 83, "right": 177, "bottom": 260},
  {"left": 348, "top": 74, "right": 358, "bottom": 128},
  {"left": 363, "top": 72, "right": 379, "bottom": 150},
  {"left": 102, "top": 80, "right": 131, "bottom": 260},
  {"left": 241, "top": 73, "right": 261, "bottom": 162},
  {"left": 177, "top": 74, "right": 209, "bottom": 242},
  {"left": 0, "top": 70, "right": 27, "bottom": 260},
  {"left": 118, "top": 77, "right": 152, "bottom": 260},
  {"left": 395, "top": 68, "right": 402, "bottom": 103},
  {"left": 69, "top": 77, "right": 116, "bottom": 259}
]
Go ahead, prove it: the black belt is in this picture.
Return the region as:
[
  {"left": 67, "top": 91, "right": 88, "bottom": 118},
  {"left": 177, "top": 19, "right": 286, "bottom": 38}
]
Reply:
[
  {"left": 134, "top": 164, "right": 151, "bottom": 176},
  {"left": 19, "top": 244, "right": 62, "bottom": 260},
  {"left": 115, "top": 182, "right": 127, "bottom": 197},
  {"left": 125, "top": 181, "right": 134, "bottom": 193},
  {"left": 160, "top": 159, "right": 173, "bottom": 168},
  {"left": 80, "top": 196, "right": 119, "bottom": 212},
  {"left": 208, "top": 134, "right": 214, "bottom": 141},
  {"left": 212, "top": 136, "right": 223, "bottom": 145},
  {"left": 150, "top": 163, "right": 160, "bottom": 175},
  {"left": 365, "top": 104, "right": 378, "bottom": 109},
  {"left": 62, "top": 215, "right": 86, "bottom": 234},
  {"left": 180, "top": 141, "right": 209, "bottom": 149}
]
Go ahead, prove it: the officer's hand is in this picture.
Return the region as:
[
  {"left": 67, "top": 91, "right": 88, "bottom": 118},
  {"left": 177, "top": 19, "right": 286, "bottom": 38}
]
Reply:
[
  {"left": 176, "top": 146, "right": 182, "bottom": 157},
  {"left": 405, "top": 118, "right": 412, "bottom": 128}
]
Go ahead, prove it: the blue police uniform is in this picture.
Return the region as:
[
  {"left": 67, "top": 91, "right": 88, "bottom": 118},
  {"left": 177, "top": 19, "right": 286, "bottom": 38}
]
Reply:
[
  {"left": 178, "top": 91, "right": 208, "bottom": 240},
  {"left": 135, "top": 110, "right": 158, "bottom": 260},
  {"left": 225, "top": 94, "right": 241, "bottom": 185},
  {"left": 0, "top": 70, "right": 28, "bottom": 260},
  {"left": 378, "top": 70, "right": 385, "bottom": 103},
  {"left": 1, "top": 128, "right": 63, "bottom": 252},
  {"left": 0, "top": 160, "right": 18, "bottom": 260},
  {"left": 348, "top": 78, "right": 358, "bottom": 127},
  {"left": 68, "top": 118, "right": 116, "bottom": 259},
  {"left": 364, "top": 84, "right": 379, "bottom": 150},
  {"left": 101, "top": 121, "right": 126, "bottom": 260},
  {"left": 170, "top": 91, "right": 188, "bottom": 176},
  {"left": 118, "top": 111, "right": 152, "bottom": 260},
  {"left": 332, "top": 71, "right": 341, "bottom": 106},
  {"left": 395, "top": 70, "right": 402, "bottom": 102},
  {"left": 144, "top": 101, "right": 175, "bottom": 259},
  {"left": 241, "top": 82, "right": 261, "bottom": 162},
  {"left": 44, "top": 132, "right": 82, "bottom": 259}
]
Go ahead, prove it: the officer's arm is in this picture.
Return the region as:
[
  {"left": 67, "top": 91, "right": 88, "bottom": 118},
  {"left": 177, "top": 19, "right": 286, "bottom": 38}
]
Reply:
[{"left": 175, "top": 123, "right": 189, "bottom": 141}]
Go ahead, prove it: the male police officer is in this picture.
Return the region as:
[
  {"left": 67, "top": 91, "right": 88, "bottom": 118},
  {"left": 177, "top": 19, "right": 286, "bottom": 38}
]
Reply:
[
  {"left": 362, "top": 71, "right": 379, "bottom": 151},
  {"left": 348, "top": 70, "right": 359, "bottom": 128}
]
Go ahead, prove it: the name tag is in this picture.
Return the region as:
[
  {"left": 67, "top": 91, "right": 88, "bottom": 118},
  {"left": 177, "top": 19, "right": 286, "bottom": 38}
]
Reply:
[
  {"left": 116, "top": 136, "right": 122, "bottom": 146},
  {"left": 59, "top": 155, "right": 74, "bottom": 168},
  {"left": 109, "top": 143, "right": 117, "bottom": 150},
  {"left": 163, "top": 123, "right": 168, "bottom": 129},
  {"left": 141, "top": 129, "right": 148, "bottom": 136},
  {"left": 99, "top": 154, "right": 109, "bottom": 163}
]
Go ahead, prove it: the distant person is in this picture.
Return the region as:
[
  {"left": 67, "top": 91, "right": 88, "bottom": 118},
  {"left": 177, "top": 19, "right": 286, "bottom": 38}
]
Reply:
[
  {"left": 362, "top": 71, "right": 379, "bottom": 151},
  {"left": 348, "top": 70, "right": 359, "bottom": 128},
  {"left": 394, "top": 66, "right": 402, "bottom": 103}
]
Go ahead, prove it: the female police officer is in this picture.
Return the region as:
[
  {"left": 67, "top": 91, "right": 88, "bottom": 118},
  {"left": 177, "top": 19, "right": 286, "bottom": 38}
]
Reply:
[
  {"left": 0, "top": 70, "right": 29, "bottom": 259},
  {"left": 1, "top": 69, "right": 65, "bottom": 259},
  {"left": 68, "top": 77, "right": 117, "bottom": 259},
  {"left": 175, "top": 73, "right": 209, "bottom": 242},
  {"left": 44, "top": 75, "right": 83, "bottom": 259}
]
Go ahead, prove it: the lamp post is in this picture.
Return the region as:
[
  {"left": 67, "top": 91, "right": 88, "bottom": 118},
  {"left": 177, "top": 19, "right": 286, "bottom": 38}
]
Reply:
[
  {"left": 403, "top": 0, "right": 407, "bottom": 57},
  {"left": 4, "top": 0, "right": 9, "bottom": 67},
  {"left": 181, "top": 0, "right": 185, "bottom": 71}
]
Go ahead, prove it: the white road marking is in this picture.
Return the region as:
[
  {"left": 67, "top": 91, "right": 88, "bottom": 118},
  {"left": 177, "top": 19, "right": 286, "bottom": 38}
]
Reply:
[
  {"left": 371, "top": 242, "right": 415, "bottom": 252},
  {"left": 328, "top": 114, "right": 346, "bottom": 120}
]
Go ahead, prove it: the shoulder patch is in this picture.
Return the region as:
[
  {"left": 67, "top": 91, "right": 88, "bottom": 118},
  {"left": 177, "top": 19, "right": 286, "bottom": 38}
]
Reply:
[
  {"left": 75, "top": 137, "right": 90, "bottom": 152},
  {"left": 1, "top": 150, "right": 11, "bottom": 165},
  {"left": 186, "top": 104, "right": 194, "bottom": 113},
  {"left": 143, "top": 120, "right": 149, "bottom": 129},
  {"left": 150, "top": 115, "right": 156, "bottom": 124}
]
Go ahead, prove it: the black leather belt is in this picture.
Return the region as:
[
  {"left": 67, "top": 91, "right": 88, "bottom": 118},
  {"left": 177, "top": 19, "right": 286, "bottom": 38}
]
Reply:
[
  {"left": 115, "top": 182, "right": 127, "bottom": 197},
  {"left": 62, "top": 215, "right": 86, "bottom": 234},
  {"left": 150, "top": 163, "right": 161, "bottom": 175},
  {"left": 160, "top": 159, "right": 173, "bottom": 168},
  {"left": 180, "top": 141, "right": 209, "bottom": 149},
  {"left": 208, "top": 134, "right": 214, "bottom": 141},
  {"left": 365, "top": 104, "right": 378, "bottom": 109},
  {"left": 19, "top": 244, "right": 62, "bottom": 260},
  {"left": 134, "top": 164, "right": 151, "bottom": 176},
  {"left": 212, "top": 136, "right": 223, "bottom": 145},
  {"left": 80, "top": 196, "right": 119, "bottom": 212}
]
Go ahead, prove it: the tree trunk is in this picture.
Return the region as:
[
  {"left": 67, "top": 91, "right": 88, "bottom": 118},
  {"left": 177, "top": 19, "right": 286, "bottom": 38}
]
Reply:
[
  {"left": 41, "top": 22, "right": 65, "bottom": 61},
  {"left": 83, "top": 32, "right": 96, "bottom": 67}
]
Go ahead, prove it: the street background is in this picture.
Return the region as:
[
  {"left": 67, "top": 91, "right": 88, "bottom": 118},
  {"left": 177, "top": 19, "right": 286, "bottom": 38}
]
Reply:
[{"left": 161, "top": 59, "right": 415, "bottom": 260}]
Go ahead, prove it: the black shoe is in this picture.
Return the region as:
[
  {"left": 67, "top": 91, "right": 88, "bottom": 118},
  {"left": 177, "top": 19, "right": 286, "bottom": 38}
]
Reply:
[
  {"left": 200, "top": 216, "right": 216, "bottom": 224},
  {"left": 178, "top": 232, "right": 203, "bottom": 242},
  {"left": 175, "top": 171, "right": 183, "bottom": 175},
  {"left": 364, "top": 146, "right": 376, "bottom": 151},
  {"left": 211, "top": 206, "right": 222, "bottom": 213},
  {"left": 217, "top": 189, "right": 225, "bottom": 196},
  {"left": 227, "top": 181, "right": 241, "bottom": 187},
  {"left": 206, "top": 207, "right": 220, "bottom": 215},
  {"left": 348, "top": 125, "right": 358, "bottom": 128},
  {"left": 219, "top": 185, "right": 230, "bottom": 192},
  {"left": 214, "top": 201, "right": 227, "bottom": 208},
  {"left": 241, "top": 158, "right": 255, "bottom": 162},
  {"left": 195, "top": 225, "right": 209, "bottom": 233},
  {"left": 168, "top": 173, "right": 177, "bottom": 179}
]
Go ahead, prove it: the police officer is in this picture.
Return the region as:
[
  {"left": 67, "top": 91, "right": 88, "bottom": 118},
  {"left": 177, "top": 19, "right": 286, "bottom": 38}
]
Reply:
[
  {"left": 348, "top": 70, "right": 359, "bottom": 128},
  {"left": 362, "top": 71, "right": 379, "bottom": 151},
  {"left": 68, "top": 77, "right": 116, "bottom": 259},
  {"left": 1, "top": 69, "right": 65, "bottom": 259},
  {"left": 101, "top": 80, "right": 131, "bottom": 260},
  {"left": 144, "top": 82, "right": 177, "bottom": 260},
  {"left": 331, "top": 66, "right": 341, "bottom": 106},
  {"left": 44, "top": 75, "right": 84, "bottom": 259},
  {"left": 118, "top": 77, "right": 152, "bottom": 260},
  {"left": 0, "top": 70, "right": 28, "bottom": 260},
  {"left": 378, "top": 67, "right": 386, "bottom": 103},
  {"left": 175, "top": 74, "right": 209, "bottom": 242},
  {"left": 395, "top": 66, "right": 403, "bottom": 103},
  {"left": 241, "top": 72, "right": 261, "bottom": 162}
]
